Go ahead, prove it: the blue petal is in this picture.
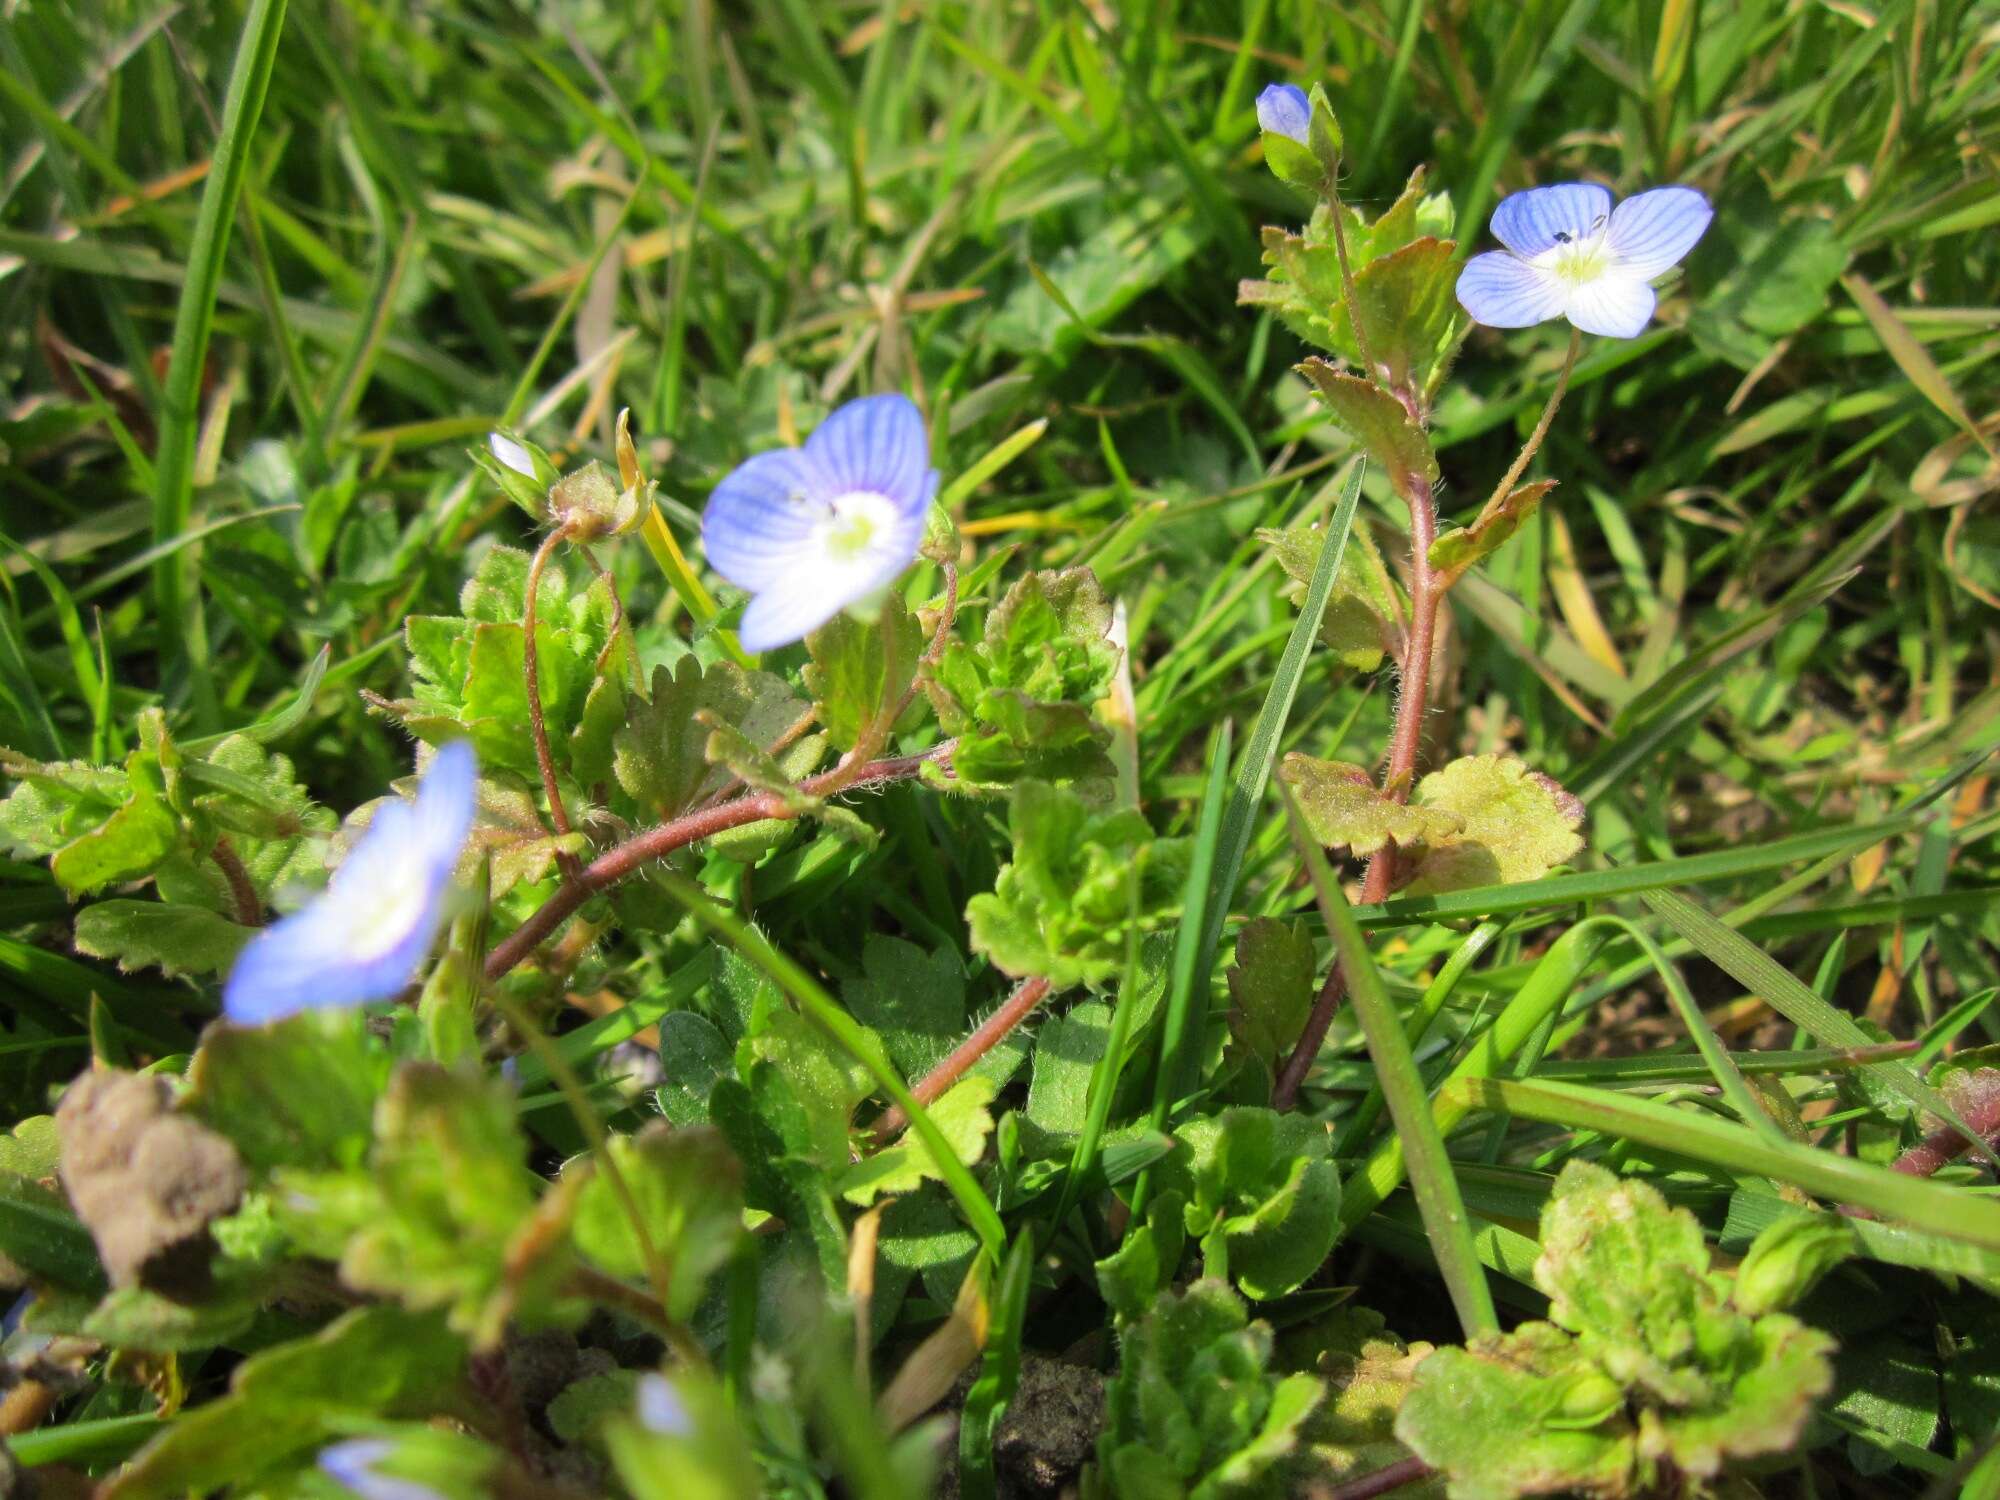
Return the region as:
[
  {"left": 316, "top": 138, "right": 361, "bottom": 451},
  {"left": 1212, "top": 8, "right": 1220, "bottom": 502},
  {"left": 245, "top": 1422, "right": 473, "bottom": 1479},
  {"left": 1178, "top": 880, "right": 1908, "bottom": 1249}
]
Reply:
[
  {"left": 320, "top": 1440, "right": 450, "bottom": 1500},
  {"left": 1255, "top": 83, "right": 1312, "bottom": 144},
  {"left": 701, "top": 447, "right": 832, "bottom": 593},
  {"left": 222, "top": 895, "right": 436, "bottom": 1024},
  {"left": 802, "top": 395, "right": 933, "bottom": 514},
  {"left": 1564, "top": 276, "right": 1657, "bottom": 338},
  {"left": 737, "top": 586, "right": 848, "bottom": 654},
  {"left": 1605, "top": 186, "right": 1713, "bottom": 279},
  {"left": 1455, "top": 252, "right": 1567, "bottom": 329},
  {"left": 1490, "top": 183, "right": 1614, "bottom": 257},
  {"left": 221, "top": 743, "right": 476, "bottom": 1026}
]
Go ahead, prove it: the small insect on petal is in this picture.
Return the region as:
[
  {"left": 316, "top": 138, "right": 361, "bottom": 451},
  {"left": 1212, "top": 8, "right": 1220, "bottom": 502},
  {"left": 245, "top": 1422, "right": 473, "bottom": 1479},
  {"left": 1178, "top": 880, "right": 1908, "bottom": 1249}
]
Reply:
[
  {"left": 1255, "top": 83, "right": 1312, "bottom": 145},
  {"left": 488, "top": 432, "right": 537, "bottom": 478}
]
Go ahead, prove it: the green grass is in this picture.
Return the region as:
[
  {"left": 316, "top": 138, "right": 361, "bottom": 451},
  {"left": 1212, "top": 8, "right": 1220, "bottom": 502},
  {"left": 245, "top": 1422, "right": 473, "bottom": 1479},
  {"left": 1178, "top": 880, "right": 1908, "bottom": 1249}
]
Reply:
[{"left": 2, "top": 1, "right": 1998, "bottom": 1495}]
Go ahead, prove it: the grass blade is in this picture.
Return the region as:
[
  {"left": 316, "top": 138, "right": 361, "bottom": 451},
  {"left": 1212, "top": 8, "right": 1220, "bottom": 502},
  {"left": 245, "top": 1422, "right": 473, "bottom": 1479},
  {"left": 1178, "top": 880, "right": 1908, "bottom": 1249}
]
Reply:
[
  {"left": 150, "top": 0, "right": 289, "bottom": 728},
  {"left": 1281, "top": 782, "right": 1499, "bottom": 1339}
]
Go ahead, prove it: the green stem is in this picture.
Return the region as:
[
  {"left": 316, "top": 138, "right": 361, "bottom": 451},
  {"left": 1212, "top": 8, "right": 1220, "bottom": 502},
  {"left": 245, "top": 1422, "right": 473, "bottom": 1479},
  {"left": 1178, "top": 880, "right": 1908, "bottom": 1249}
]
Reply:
[{"left": 1472, "top": 327, "right": 1581, "bottom": 527}]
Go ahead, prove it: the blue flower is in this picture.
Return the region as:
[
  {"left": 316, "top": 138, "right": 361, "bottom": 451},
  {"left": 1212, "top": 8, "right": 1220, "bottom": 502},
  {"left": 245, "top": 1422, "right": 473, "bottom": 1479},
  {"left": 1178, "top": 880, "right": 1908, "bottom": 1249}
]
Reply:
[
  {"left": 637, "top": 1373, "right": 694, "bottom": 1436},
  {"left": 223, "top": 741, "right": 478, "bottom": 1025},
  {"left": 319, "top": 1440, "right": 448, "bottom": 1500},
  {"left": 487, "top": 432, "right": 536, "bottom": 477},
  {"left": 1456, "top": 183, "right": 1713, "bottom": 339},
  {"left": 701, "top": 394, "right": 936, "bottom": 652},
  {"left": 1256, "top": 83, "right": 1312, "bottom": 144}
]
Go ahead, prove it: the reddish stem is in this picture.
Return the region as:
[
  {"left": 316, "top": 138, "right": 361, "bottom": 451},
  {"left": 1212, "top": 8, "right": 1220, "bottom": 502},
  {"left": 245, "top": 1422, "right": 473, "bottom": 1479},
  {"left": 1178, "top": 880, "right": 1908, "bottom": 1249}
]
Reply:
[
  {"left": 1891, "top": 1086, "right": 2000, "bottom": 1178},
  {"left": 866, "top": 973, "right": 1053, "bottom": 1140},
  {"left": 523, "top": 526, "right": 581, "bottom": 883},
  {"left": 483, "top": 742, "right": 953, "bottom": 982},
  {"left": 210, "top": 837, "right": 263, "bottom": 927},
  {"left": 1323, "top": 1455, "right": 1435, "bottom": 1500},
  {"left": 1273, "top": 469, "right": 1441, "bottom": 1112}
]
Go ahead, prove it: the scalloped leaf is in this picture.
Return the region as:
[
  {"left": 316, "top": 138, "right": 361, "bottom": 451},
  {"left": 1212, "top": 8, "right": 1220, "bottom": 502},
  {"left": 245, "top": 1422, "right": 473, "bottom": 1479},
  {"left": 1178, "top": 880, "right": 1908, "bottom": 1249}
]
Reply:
[
  {"left": 1295, "top": 362, "right": 1439, "bottom": 498},
  {"left": 1279, "top": 754, "right": 1460, "bottom": 858},
  {"left": 73, "top": 901, "right": 252, "bottom": 980},
  {"left": 1404, "top": 755, "right": 1585, "bottom": 894},
  {"left": 1430, "top": 480, "right": 1559, "bottom": 588}
]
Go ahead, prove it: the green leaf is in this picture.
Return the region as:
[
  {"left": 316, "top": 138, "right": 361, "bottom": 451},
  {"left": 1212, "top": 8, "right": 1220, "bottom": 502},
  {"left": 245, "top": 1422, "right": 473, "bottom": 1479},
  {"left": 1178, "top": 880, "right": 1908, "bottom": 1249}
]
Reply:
[
  {"left": 925, "top": 568, "right": 1119, "bottom": 792},
  {"left": 614, "top": 657, "right": 802, "bottom": 820},
  {"left": 72, "top": 900, "right": 252, "bottom": 980},
  {"left": 1226, "top": 918, "right": 1317, "bottom": 1072},
  {"left": 1094, "top": 1189, "right": 1187, "bottom": 1322},
  {"left": 654, "top": 1012, "right": 734, "bottom": 1128},
  {"left": 1429, "top": 480, "right": 1559, "bottom": 588},
  {"left": 80, "top": 1267, "right": 264, "bottom": 1352},
  {"left": 1396, "top": 1324, "right": 1636, "bottom": 1500},
  {"left": 841, "top": 935, "right": 968, "bottom": 1083},
  {"left": 286, "top": 1062, "right": 564, "bottom": 1346},
  {"left": 572, "top": 1123, "right": 744, "bottom": 1319},
  {"left": 0, "top": 1170, "right": 104, "bottom": 1291},
  {"left": 1259, "top": 517, "right": 1400, "bottom": 673},
  {"left": 1025, "top": 1000, "right": 1112, "bottom": 1137},
  {"left": 804, "top": 593, "right": 923, "bottom": 753},
  {"left": 1181, "top": 1107, "right": 1341, "bottom": 1301},
  {"left": 102, "top": 1305, "right": 464, "bottom": 1500},
  {"left": 1093, "top": 1280, "right": 1323, "bottom": 1496},
  {"left": 699, "top": 711, "right": 875, "bottom": 848},
  {"left": 966, "top": 781, "right": 1190, "bottom": 990},
  {"left": 1403, "top": 755, "right": 1586, "bottom": 893},
  {"left": 1294, "top": 360, "right": 1438, "bottom": 498},
  {"left": 186, "top": 1009, "right": 388, "bottom": 1172},
  {"left": 604, "top": 1371, "right": 764, "bottom": 1500},
  {"left": 1732, "top": 1212, "right": 1856, "bottom": 1316},
  {"left": 1278, "top": 754, "right": 1457, "bottom": 857},
  {"left": 1350, "top": 236, "right": 1461, "bottom": 395},
  {"left": 50, "top": 772, "right": 180, "bottom": 894},
  {"left": 0, "top": 1115, "right": 59, "bottom": 1180},
  {"left": 838, "top": 1075, "right": 998, "bottom": 1205}
]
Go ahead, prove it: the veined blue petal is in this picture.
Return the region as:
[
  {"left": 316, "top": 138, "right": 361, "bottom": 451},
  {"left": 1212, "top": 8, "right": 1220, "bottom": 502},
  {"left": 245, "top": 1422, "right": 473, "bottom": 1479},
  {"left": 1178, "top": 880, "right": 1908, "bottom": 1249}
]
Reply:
[
  {"left": 222, "top": 742, "right": 477, "bottom": 1025},
  {"left": 1491, "top": 183, "right": 1613, "bottom": 258},
  {"left": 733, "top": 497, "right": 924, "bottom": 652},
  {"left": 1564, "top": 275, "right": 1657, "bottom": 338},
  {"left": 1255, "top": 83, "right": 1311, "bottom": 145},
  {"left": 1605, "top": 186, "right": 1713, "bottom": 280},
  {"left": 701, "top": 447, "right": 832, "bottom": 593},
  {"left": 1455, "top": 252, "right": 1568, "bottom": 329},
  {"left": 802, "top": 394, "right": 933, "bottom": 514}
]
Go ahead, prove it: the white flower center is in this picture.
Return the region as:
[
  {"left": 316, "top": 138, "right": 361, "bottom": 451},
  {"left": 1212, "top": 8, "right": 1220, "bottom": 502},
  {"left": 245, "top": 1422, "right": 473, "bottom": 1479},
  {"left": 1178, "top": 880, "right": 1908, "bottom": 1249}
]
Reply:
[
  {"left": 325, "top": 861, "right": 430, "bottom": 959},
  {"left": 820, "top": 490, "right": 901, "bottom": 562},
  {"left": 1531, "top": 230, "right": 1614, "bottom": 287}
]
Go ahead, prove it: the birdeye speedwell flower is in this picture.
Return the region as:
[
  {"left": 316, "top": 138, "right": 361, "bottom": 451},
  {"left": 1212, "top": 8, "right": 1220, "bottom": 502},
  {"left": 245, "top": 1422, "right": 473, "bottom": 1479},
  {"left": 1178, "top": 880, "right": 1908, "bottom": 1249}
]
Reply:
[
  {"left": 702, "top": 393, "right": 936, "bottom": 652},
  {"left": 223, "top": 740, "right": 478, "bottom": 1024},
  {"left": 1255, "top": 83, "right": 1311, "bottom": 144},
  {"left": 1456, "top": 183, "right": 1713, "bottom": 338}
]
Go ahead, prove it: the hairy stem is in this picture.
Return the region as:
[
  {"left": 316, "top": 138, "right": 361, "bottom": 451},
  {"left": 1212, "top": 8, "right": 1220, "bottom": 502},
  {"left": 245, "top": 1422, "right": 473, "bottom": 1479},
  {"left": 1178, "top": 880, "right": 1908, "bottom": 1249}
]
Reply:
[
  {"left": 1323, "top": 178, "right": 1382, "bottom": 389},
  {"left": 484, "top": 742, "right": 954, "bottom": 982},
  {"left": 1273, "top": 464, "right": 1443, "bottom": 1112},
  {"left": 523, "top": 524, "right": 581, "bottom": 883},
  {"left": 210, "top": 837, "right": 262, "bottom": 926},
  {"left": 1474, "top": 326, "right": 1581, "bottom": 525},
  {"left": 1891, "top": 1084, "right": 2000, "bottom": 1178},
  {"left": 866, "top": 973, "right": 1053, "bottom": 1140}
]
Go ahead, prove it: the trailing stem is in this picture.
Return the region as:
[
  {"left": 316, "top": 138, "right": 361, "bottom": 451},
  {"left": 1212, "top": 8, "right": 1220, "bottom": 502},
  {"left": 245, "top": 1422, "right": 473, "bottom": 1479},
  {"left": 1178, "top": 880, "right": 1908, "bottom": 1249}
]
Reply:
[
  {"left": 210, "top": 837, "right": 263, "bottom": 927},
  {"left": 482, "top": 742, "right": 954, "bottom": 982},
  {"left": 866, "top": 973, "right": 1054, "bottom": 1140}
]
